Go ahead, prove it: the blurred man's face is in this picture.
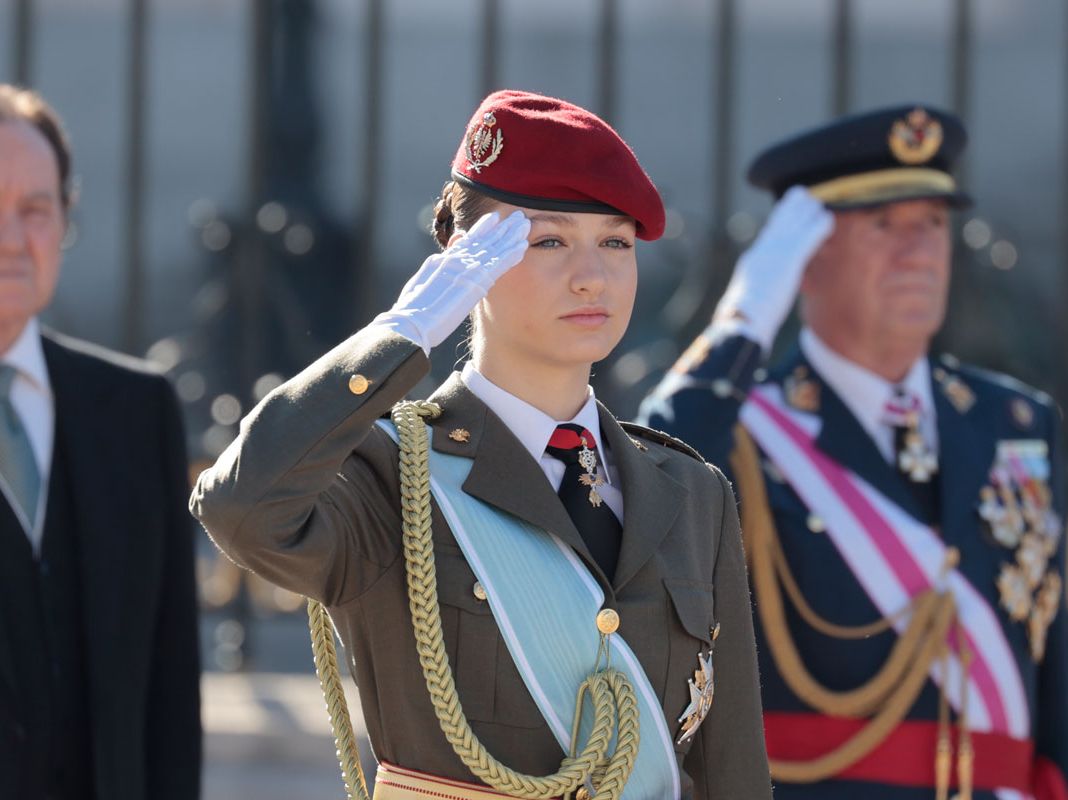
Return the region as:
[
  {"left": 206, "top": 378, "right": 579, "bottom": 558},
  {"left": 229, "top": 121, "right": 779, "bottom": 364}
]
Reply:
[
  {"left": 0, "top": 120, "right": 64, "bottom": 343},
  {"left": 800, "top": 198, "right": 951, "bottom": 351}
]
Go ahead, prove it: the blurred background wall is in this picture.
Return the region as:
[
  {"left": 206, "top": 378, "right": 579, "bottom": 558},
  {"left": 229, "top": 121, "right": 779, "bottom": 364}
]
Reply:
[{"left": 3, "top": 0, "right": 1066, "bottom": 796}]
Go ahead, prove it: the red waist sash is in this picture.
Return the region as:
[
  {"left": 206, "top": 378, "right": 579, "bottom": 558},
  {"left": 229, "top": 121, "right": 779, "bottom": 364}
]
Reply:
[{"left": 764, "top": 712, "right": 1033, "bottom": 793}]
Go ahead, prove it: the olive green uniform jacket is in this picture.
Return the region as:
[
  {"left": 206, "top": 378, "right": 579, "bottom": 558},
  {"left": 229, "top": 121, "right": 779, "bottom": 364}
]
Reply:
[{"left": 190, "top": 327, "right": 771, "bottom": 799}]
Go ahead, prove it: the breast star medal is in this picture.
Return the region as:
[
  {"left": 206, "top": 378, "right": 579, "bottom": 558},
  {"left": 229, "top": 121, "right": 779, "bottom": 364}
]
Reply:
[
  {"left": 676, "top": 625, "right": 719, "bottom": 745},
  {"left": 576, "top": 437, "right": 606, "bottom": 508}
]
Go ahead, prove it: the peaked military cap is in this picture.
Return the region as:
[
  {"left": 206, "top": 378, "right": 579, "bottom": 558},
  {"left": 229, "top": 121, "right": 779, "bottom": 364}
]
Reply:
[
  {"left": 450, "top": 89, "right": 666, "bottom": 240},
  {"left": 747, "top": 104, "right": 971, "bottom": 209}
]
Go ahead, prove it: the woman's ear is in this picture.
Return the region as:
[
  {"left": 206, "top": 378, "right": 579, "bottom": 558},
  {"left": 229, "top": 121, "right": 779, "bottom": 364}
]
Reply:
[{"left": 446, "top": 229, "right": 466, "bottom": 248}]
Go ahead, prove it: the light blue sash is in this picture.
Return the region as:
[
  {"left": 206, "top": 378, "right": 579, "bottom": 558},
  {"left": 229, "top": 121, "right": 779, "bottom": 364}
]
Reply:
[{"left": 376, "top": 421, "right": 680, "bottom": 800}]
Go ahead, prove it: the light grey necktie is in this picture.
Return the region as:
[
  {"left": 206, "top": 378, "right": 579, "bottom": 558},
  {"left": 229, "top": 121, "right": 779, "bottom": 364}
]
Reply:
[{"left": 0, "top": 364, "right": 40, "bottom": 529}]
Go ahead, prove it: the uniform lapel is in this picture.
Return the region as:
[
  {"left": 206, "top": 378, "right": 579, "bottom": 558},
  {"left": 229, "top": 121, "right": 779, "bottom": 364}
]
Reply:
[
  {"left": 42, "top": 337, "right": 130, "bottom": 740},
  {"left": 0, "top": 502, "right": 27, "bottom": 706},
  {"left": 803, "top": 356, "right": 925, "bottom": 521},
  {"left": 931, "top": 364, "right": 993, "bottom": 544},
  {"left": 598, "top": 404, "right": 687, "bottom": 593},
  {"left": 426, "top": 374, "right": 595, "bottom": 568}
]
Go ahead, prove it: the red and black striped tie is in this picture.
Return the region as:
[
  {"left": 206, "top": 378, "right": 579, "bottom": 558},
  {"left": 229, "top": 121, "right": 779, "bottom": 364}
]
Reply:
[{"left": 544, "top": 423, "right": 622, "bottom": 581}]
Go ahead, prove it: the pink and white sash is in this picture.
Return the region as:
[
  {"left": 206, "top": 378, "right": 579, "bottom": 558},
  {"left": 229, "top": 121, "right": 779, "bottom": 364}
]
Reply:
[{"left": 740, "top": 385, "right": 1029, "bottom": 746}]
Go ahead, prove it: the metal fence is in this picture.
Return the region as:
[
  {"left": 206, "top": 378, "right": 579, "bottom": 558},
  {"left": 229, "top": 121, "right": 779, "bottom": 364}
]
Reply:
[{"left": 8, "top": 0, "right": 1068, "bottom": 669}]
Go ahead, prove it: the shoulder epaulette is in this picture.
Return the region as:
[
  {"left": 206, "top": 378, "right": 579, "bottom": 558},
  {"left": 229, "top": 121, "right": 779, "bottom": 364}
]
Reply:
[
  {"left": 619, "top": 422, "right": 705, "bottom": 462},
  {"left": 938, "top": 354, "right": 1056, "bottom": 409}
]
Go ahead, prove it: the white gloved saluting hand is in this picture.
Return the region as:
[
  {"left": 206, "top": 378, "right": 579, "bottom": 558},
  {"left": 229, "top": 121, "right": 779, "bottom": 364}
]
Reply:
[
  {"left": 713, "top": 186, "right": 835, "bottom": 353},
  {"left": 373, "top": 210, "right": 531, "bottom": 354}
]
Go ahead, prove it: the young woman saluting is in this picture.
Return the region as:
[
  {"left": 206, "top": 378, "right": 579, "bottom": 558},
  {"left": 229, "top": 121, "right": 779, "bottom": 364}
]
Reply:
[{"left": 191, "top": 90, "right": 770, "bottom": 800}]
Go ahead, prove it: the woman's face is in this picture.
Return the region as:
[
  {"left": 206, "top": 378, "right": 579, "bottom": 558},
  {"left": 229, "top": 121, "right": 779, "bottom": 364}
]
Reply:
[{"left": 470, "top": 202, "right": 638, "bottom": 372}]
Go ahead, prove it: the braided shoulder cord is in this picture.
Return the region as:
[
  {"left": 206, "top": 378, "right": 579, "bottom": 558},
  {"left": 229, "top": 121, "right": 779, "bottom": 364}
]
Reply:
[
  {"left": 730, "top": 425, "right": 959, "bottom": 782},
  {"left": 308, "top": 598, "right": 371, "bottom": 800},
  {"left": 308, "top": 400, "right": 640, "bottom": 800}
]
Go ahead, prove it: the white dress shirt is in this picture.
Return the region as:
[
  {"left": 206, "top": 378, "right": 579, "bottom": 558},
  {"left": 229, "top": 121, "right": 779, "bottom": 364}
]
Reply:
[
  {"left": 1, "top": 317, "right": 54, "bottom": 553},
  {"left": 461, "top": 362, "right": 625, "bottom": 523},
  {"left": 800, "top": 328, "right": 938, "bottom": 465}
]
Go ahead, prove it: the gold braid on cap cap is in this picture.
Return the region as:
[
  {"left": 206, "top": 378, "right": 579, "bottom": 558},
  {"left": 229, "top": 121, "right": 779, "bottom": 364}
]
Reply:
[{"left": 808, "top": 167, "right": 956, "bottom": 206}]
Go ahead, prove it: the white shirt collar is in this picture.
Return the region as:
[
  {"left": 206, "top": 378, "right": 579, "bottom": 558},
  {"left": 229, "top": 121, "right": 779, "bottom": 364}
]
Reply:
[
  {"left": 0, "top": 318, "right": 54, "bottom": 552},
  {"left": 460, "top": 362, "right": 612, "bottom": 484},
  {"left": 2, "top": 318, "right": 50, "bottom": 393},
  {"left": 800, "top": 326, "right": 934, "bottom": 437}
]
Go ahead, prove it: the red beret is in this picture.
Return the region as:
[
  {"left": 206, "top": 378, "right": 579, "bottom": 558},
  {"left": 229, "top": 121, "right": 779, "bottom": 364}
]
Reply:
[{"left": 450, "top": 90, "right": 665, "bottom": 241}]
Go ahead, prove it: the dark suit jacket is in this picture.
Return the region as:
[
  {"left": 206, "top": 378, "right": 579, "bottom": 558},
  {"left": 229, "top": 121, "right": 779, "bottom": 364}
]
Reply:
[
  {"left": 639, "top": 332, "right": 1068, "bottom": 799},
  {"left": 0, "top": 330, "right": 202, "bottom": 800},
  {"left": 191, "top": 326, "right": 771, "bottom": 799}
]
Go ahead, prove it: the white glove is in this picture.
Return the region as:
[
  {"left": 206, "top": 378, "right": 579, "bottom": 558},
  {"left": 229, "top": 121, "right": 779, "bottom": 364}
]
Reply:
[
  {"left": 712, "top": 186, "right": 834, "bottom": 352},
  {"left": 372, "top": 210, "right": 531, "bottom": 354}
]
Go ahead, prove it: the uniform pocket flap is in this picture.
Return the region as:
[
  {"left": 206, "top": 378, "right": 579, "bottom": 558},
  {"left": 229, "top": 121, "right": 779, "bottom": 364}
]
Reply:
[
  {"left": 434, "top": 549, "right": 494, "bottom": 616},
  {"left": 664, "top": 577, "right": 715, "bottom": 644}
]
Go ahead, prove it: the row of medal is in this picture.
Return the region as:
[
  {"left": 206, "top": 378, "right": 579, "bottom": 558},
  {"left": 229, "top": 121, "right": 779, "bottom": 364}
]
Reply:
[{"left": 983, "top": 439, "right": 1062, "bottom": 662}]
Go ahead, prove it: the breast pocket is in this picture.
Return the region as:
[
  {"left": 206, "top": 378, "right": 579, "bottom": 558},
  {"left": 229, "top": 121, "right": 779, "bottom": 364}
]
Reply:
[
  {"left": 663, "top": 577, "right": 716, "bottom": 753},
  {"left": 433, "top": 549, "right": 499, "bottom": 721}
]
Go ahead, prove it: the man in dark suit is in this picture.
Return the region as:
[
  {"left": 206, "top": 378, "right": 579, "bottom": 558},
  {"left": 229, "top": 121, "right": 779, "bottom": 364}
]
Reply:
[
  {"left": 0, "top": 84, "right": 201, "bottom": 799},
  {"left": 640, "top": 106, "right": 1068, "bottom": 798}
]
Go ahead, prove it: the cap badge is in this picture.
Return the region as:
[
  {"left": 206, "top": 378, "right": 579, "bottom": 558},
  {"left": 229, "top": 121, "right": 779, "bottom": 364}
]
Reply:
[
  {"left": 888, "top": 108, "right": 944, "bottom": 165},
  {"left": 465, "top": 111, "right": 505, "bottom": 173}
]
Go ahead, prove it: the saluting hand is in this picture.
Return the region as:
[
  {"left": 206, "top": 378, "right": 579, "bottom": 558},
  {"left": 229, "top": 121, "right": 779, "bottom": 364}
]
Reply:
[
  {"left": 714, "top": 186, "right": 834, "bottom": 352},
  {"left": 374, "top": 210, "right": 531, "bottom": 353}
]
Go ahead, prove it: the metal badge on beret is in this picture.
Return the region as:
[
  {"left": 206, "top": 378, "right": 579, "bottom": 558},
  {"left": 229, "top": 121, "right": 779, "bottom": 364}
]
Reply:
[
  {"left": 888, "top": 108, "right": 944, "bottom": 165},
  {"left": 465, "top": 111, "right": 504, "bottom": 173}
]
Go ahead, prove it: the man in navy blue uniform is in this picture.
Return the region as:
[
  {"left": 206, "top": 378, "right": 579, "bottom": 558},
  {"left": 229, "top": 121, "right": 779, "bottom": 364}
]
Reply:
[{"left": 640, "top": 105, "right": 1068, "bottom": 800}]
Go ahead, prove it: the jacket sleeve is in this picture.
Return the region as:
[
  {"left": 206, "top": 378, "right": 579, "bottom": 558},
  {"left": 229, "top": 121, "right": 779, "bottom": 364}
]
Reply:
[
  {"left": 684, "top": 466, "right": 772, "bottom": 799},
  {"left": 1034, "top": 402, "right": 1068, "bottom": 800},
  {"left": 146, "top": 376, "right": 203, "bottom": 800},
  {"left": 636, "top": 332, "right": 764, "bottom": 469},
  {"left": 189, "top": 325, "right": 430, "bottom": 606}
]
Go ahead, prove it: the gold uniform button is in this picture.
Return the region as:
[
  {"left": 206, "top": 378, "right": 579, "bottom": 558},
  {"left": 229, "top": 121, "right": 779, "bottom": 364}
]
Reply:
[
  {"left": 472, "top": 581, "right": 487, "bottom": 601},
  {"left": 348, "top": 374, "right": 371, "bottom": 395},
  {"left": 596, "top": 608, "right": 620, "bottom": 635},
  {"left": 806, "top": 514, "right": 826, "bottom": 533}
]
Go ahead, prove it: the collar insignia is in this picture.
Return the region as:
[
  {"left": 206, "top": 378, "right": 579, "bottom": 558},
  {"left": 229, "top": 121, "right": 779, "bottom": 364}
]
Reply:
[
  {"left": 934, "top": 368, "right": 975, "bottom": 414},
  {"left": 784, "top": 366, "right": 820, "bottom": 413}
]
